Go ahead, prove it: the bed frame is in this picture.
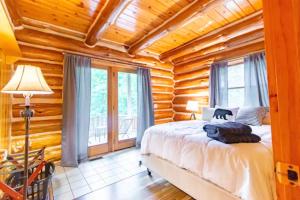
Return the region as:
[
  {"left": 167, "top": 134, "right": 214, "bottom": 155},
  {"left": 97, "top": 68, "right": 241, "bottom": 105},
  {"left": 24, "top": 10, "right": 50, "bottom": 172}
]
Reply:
[{"left": 141, "top": 154, "right": 241, "bottom": 200}]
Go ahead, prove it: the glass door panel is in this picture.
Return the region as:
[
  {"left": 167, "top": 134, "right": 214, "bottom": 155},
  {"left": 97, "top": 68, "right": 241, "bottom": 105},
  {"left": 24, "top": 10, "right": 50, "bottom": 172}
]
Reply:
[
  {"left": 89, "top": 68, "right": 108, "bottom": 146},
  {"left": 117, "top": 72, "right": 137, "bottom": 141}
]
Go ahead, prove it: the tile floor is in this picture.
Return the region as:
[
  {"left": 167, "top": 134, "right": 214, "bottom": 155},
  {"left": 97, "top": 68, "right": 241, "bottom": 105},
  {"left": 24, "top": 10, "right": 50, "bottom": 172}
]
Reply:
[{"left": 52, "top": 148, "right": 146, "bottom": 200}]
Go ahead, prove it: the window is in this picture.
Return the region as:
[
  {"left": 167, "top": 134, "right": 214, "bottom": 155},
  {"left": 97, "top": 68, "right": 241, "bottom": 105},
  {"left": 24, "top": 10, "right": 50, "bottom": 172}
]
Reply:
[{"left": 227, "top": 61, "right": 245, "bottom": 107}]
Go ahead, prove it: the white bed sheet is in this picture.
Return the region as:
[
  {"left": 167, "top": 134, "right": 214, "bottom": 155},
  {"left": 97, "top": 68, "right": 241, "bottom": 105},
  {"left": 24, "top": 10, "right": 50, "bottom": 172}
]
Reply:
[{"left": 141, "top": 120, "right": 276, "bottom": 200}]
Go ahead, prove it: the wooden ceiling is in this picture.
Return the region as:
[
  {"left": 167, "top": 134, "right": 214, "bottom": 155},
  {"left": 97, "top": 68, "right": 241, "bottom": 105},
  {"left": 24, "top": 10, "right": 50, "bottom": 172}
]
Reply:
[
  {"left": 7, "top": 0, "right": 263, "bottom": 62},
  {"left": 15, "top": 0, "right": 106, "bottom": 33}
]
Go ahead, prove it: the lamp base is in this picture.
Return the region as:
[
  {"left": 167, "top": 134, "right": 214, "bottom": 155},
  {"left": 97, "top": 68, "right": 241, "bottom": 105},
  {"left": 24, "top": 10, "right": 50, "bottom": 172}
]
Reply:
[{"left": 190, "top": 112, "right": 196, "bottom": 120}]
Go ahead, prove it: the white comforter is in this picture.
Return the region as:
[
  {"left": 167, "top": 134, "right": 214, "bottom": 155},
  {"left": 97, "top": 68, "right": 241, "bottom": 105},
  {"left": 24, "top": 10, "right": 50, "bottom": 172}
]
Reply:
[{"left": 141, "top": 120, "right": 276, "bottom": 200}]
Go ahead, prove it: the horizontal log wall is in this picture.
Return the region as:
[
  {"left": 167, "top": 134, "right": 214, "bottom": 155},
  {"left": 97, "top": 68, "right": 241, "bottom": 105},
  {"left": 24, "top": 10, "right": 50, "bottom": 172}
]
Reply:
[
  {"left": 11, "top": 45, "right": 63, "bottom": 161},
  {"left": 11, "top": 45, "right": 174, "bottom": 162},
  {"left": 173, "top": 18, "right": 265, "bottom": 121},
  {"left": 151, "top": 68, "right": 174, "bottom": 125}
]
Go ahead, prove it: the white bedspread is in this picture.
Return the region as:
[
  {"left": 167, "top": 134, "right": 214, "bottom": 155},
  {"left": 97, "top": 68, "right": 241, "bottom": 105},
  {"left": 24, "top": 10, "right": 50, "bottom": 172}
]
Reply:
[{"left": 141, "top": 120, "right": 276, "bottom": 200}]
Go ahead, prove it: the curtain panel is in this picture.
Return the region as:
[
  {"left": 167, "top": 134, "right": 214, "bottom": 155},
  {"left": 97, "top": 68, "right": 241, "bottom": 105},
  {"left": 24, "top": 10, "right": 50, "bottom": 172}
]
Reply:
[
  {"left": 61, "top": 54, "right": 91, "bottom": 167},
  {"left": 136, "top": 68, "right": 154, "bottom": 147},
  {"left": 244, "top": 52, "right": 269, "bottom": 107},
  {"left": 209, "top": 61, "right": 229, "bottom": 107}
]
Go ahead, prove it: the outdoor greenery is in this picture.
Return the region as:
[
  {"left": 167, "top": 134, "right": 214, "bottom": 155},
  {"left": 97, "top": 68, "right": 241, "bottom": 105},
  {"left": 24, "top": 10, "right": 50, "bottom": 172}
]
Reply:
[{"left": 90, "top": 69, "right": 137, "bottom": 118}]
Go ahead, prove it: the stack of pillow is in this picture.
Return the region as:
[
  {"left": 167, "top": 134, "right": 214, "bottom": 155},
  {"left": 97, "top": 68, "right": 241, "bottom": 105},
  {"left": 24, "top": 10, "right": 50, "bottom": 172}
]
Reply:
[{"left": 202, "top": 106, "right": 269, "bottom": 126}]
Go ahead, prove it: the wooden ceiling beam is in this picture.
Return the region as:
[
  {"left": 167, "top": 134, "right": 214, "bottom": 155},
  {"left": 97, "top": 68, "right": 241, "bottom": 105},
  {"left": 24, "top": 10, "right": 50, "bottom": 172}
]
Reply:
[
  {"left": 3, "top": 0, "right": 22, "bottom": 27},
  {"left": 127, "top": 0, "right": 216, "bottom": 55},
  {"left": 85, "top": 0, "right": 126, "bottom": 47},
  {"left": 160, "top": 10, "right": 263, "bottom": 62}
]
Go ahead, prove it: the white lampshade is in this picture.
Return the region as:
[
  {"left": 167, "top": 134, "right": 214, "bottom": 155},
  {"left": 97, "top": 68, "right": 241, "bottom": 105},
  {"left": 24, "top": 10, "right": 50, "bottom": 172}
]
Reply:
[
  {"left": 1, "top": 65, "right": 53, "bottom": 95},
  {"left": 186, "top": 100, "right": 199, "bottom": 112}
]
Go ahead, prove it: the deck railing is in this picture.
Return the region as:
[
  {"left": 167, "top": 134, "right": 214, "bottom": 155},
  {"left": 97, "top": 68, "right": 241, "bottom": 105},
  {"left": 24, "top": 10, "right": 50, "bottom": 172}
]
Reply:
[{"left": 89, "top": 115, "right": 137, "bottom": 146}]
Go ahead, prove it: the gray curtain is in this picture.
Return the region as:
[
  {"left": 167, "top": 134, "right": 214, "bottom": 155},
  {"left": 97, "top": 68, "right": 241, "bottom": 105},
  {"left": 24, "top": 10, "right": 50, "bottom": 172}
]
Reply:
[
  {"left": 61, "top": 54, "right": 91, "bottom": 167},
  {"left": 244, "top": 52, "right": 269, "bottom": 107},
  {"left": 136, "top": 68, "right": 154, "bottom": 147},
  {"left": 209, "top": 61, "right": 228, "bottom": 107}
]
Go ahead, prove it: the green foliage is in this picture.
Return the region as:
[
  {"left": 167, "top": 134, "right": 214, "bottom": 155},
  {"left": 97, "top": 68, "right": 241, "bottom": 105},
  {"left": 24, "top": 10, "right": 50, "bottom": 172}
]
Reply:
[
  {"left": 90, "top": 69, "right": 108, "bottom": 117},
  {"left": 90, "top": 69, "right": 137, "bottom": 118},
  {"left": 118, "top": 72, "right": 137, "bottom": 116}
]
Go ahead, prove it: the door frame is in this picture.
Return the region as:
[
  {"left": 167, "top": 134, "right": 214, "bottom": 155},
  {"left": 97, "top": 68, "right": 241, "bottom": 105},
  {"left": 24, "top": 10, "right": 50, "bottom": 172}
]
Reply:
[
  {"left": 111, "top": 67, "right": 137, "bottom": 151},
  {"left": 88, "top": 65, "right": 137, "bottom": 158},
  {"left": 263, "top": 0, "right": 300, "bottom": 199}
]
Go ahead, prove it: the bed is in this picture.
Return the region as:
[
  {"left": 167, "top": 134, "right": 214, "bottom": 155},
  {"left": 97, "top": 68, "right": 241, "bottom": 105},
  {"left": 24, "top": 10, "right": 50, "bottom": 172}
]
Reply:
[{"left": 140, "top": 120, "right": 276, "bottom": 200}]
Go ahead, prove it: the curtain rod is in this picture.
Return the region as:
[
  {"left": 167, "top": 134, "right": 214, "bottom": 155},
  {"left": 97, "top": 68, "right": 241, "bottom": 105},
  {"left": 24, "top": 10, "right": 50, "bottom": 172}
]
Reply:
[
  {"left": 62, "top": 51, "right": 148, "bottom": 68},
  {"left": 215, "top": 49, "right": 265, "bottom": 63}
]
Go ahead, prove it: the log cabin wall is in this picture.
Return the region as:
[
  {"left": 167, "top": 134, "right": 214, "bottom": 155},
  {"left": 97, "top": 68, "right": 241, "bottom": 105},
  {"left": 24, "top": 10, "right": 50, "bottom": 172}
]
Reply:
[
  {"left": 2, "top": 0, "right": 263, "bottom": 161},
  {"left": 11, "top": 46, "right": 63, "bottom": 162},
  {"left": 172, "top": 11, "right": 265, "bottom": 121},
  {"left": 10, "top": 34, "right": 174, "bottom": 162},
  {"left": 151, "top": 68, "right": 174, "bottom": 125}
]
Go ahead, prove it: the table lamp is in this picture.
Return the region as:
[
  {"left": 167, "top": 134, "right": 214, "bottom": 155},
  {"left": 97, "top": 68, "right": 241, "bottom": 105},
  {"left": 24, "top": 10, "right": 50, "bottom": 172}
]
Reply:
[
  {"left": 186, "top": 100, "right": 199, "bottom": 120},
  {"left": 1, "top": 65, "right": 53, "bottom": 199}
]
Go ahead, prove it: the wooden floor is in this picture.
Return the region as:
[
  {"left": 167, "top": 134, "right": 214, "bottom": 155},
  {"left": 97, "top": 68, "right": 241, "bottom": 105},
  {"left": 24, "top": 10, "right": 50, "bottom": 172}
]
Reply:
[{"left": 76, "top": 171, "right": 194, "bottom": 200}]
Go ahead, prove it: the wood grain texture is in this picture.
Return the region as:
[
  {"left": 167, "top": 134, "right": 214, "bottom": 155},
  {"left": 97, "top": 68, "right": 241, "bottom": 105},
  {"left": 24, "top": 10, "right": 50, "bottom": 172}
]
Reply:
[
  {"left": 9, "top": 38, "right": 174, "bottom": 162},
  {"left": 160, "top": 10, "right": 263, "bottom": 61},
  {"left": 77, "top": 171, "right": 194, "bottom": 200},
  {"left": 4, "top": 0, "right": 23, "bottom": 27},
  {"left": 9, "top": 46, "right": 63, "bottom": 162},
  {"left": 85, "top": 0, "right": 122, "bottom": 46},
  {"left": 0, "top": 53, "right": 12, "bottom": 150},
  {"left": 15, "top": 0, "right": 106, "bottom": 32},
  {"left": 263, "top": 0, "right": 300, "bottom": 198},
  {"left": 127, "top": 0, "right": 213, "bottom": 55},
  {"left": 173, "top": 22, "right": 264, "bottom": 122},
  {"left": 15, "top": 28, "right": 173, "bottom": 71}
]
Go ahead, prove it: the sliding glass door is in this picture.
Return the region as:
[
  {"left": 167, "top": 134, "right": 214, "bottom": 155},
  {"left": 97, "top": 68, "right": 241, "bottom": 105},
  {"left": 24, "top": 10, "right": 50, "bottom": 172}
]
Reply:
[
  {"left": 116, "top": 71, "right": 137, "bottom": 148},
  {"left": 88, "top": 68, "right": 109, "bottom": 156},
  {"left": 88, "top": 67, "right": 137, "bottom": 157}
]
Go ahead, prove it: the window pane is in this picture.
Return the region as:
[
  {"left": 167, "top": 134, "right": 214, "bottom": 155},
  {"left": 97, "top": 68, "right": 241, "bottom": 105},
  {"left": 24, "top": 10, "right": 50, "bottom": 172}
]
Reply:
[
  {"left": 228, "top": 88, "right": 245, "bottom": 107},
  {"left": 228, "top": 64, "right": 244, "bottom": 88},
  {"left": 89, "top": 69, "right": 108, "bottom": 146},
  {"left": 118, "top": 72, "right": 137, "bottom": 140}
]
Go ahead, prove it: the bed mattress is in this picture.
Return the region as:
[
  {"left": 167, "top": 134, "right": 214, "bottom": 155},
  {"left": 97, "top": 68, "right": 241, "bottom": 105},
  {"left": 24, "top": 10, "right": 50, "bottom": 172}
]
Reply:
[{"left": 141, "top": 120, "right": 276, "bottom": 200}]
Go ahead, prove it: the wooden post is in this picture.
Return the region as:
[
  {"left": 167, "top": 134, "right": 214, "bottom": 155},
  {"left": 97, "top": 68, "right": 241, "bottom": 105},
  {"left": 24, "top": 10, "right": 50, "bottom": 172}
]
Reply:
[
  {"left": 262, "top": 0, "right": 300, "bottom": 199},
  {"left": 0, "top": 53, "right": 12, "bottom": 151}
]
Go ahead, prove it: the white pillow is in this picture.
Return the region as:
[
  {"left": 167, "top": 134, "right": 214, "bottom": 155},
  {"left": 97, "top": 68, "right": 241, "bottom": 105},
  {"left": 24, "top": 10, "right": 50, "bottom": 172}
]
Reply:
[
  {"left": 211, "top": 106, "right": 239, "bottom": 123},
  {"left": 202, "top": 107, "right": 215, "bottom": 121},
  {"left": 235, "top": 107, "right": 266, "bottom": 126}
]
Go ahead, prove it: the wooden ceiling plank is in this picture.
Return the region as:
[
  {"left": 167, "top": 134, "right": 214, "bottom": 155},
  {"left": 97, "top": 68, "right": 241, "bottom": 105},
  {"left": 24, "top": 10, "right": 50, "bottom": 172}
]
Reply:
[
  {"left": 247, "top": 0, "right": 262, "bottom": 10},
  {"left": 17, "top": 0, "right": 94, "bottom": 21},
  {"left": 3, "top": 0, "right": 22, "bottom": 27},
  {"left": 127, "top": 0, "right": 217, "bottom": 55},
  {"left": 233, "top": 0, "right": 254, "bottom": 15},
  {"left": 159, "top": 10, "right": 262, "bottom": 61},
  {"left": 18, "top": 0, "right": 102, "bottom": 16},
  {"left": 224, "top": 0, "right": 246, "bottom": 18},
  {"left": 85, "top": 0, "right": 129, "bottom": 46}
]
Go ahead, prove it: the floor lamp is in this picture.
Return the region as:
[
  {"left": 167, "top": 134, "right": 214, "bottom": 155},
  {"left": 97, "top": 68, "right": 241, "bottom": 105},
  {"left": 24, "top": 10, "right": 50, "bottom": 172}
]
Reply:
[{"left": 1, "top": 65, "right": 53, "bottom": 200}]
